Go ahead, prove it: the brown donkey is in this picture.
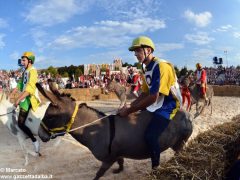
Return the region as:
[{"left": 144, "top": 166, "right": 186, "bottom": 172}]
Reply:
[{"left": 36, "top": 80, "right": 193, "bottom": 180}]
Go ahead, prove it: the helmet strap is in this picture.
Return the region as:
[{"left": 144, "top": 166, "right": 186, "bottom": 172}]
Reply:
[
  {"left": 141, "top": 46, "right": 155, "bottom": 73},
  {"left": 142, "top": 46, "right": 153, "bottom": 63}
]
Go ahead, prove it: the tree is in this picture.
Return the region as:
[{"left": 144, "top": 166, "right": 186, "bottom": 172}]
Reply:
[
  {"left": 75, "top": 68, "right": 82, "bottom": 81},
  {"left": 62, "top": 72, "right": 69, "bottom": 77},
  {"left": 122, "top": 62, "right": 132, "bottom": 67},
  {"left": 174, "top": 66, "right": 180, "bottom": 78},
  {"left": 133, "top": 62, "right": 142, "bottom": 69},
  {"left": 179, "top": 66, "right": 188, "bottom": 77},
  {"left": 47, "top": 66, "right": 58, "bottom": 77}
]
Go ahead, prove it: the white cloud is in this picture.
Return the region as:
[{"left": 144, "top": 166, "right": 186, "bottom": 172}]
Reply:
[
  {"left": 188, "top": 48, "right": 215, "bottom": 68},
  {"left": 29, "top": 28, "right": 48, "bottom": 52},
  {"left": 9, "top": 51, "right": 20, "bottom": 60},
  {"left": 25, "top": 0, "right": 90, "bottom": 26},
  {"left": 185, "top": 32, "right": 214, "bottom": 45},
  {"left": 0, "top": 18, "right": 8, "bottom": 28},
  {"left": 0, "top": 34, "right": 5, "bottom": 49},
  {"left": 231, "top": 53, "right": 240, "bottom": 65},
  {"left": 216, "top": 24, "right": 233, "bottom": 32},
  {"left": 48, "top": 18, "right": 165, "bottom": 49},
  {"left": 233, "top": 32, "right": 240, "bottom": 38},
  {"left": 24, "top": 0, "right": 163, "bottom": 27},
  {"left": 96, "top": 18, "right": 165, "bottom": 33},
  {"left": 156, "top": 43, "right": 184, "bottom": 52},
  {"left": 184, "top": 10, "right": 212, "bottom": 27},
  {"left": 192, "top": 48, "right": 215, "bottom": 58},
  {"left": 98, "top": 0, "right": 162, "bottom": 19}
]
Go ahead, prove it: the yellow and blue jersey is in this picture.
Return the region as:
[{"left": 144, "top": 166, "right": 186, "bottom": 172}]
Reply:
[{"left": 142, "top": 58, "right": 181, "bottom": 120}]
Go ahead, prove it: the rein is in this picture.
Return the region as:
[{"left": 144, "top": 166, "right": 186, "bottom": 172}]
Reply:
[
  {"left": 49, "top": 114, "right": 112, "bottom": 138},
  {"left": 0, "top": 110, "right": 15, "bottom": 116}
]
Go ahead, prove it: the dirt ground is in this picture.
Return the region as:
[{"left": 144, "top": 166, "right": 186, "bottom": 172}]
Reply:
[{"left": 0, "top": 96, "right": 240, "bottom": 180}]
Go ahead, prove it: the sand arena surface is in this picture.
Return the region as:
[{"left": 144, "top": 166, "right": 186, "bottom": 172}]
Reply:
[{"left": 0, "top": 96, "right": 240, "bottom": 180}]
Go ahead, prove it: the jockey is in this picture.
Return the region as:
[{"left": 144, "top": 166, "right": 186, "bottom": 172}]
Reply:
[
  {"left": 118, "top": 36, "right": 182, "bottom": 170},
  {"left": 195, "top": 63, "right": 208, "bottom": 103},
  {"left": 127, "top": 66, "right": 141, "bottom": 97},
  {"left": 12, "top": 52, "right": 41, "bottom": 153},
  {"left": 180, "top": 75, "right": 191, "bottom": 111}
]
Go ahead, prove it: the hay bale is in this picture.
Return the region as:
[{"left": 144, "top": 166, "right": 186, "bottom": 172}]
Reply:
[
  {"left": 150, "top": 115, "right": 240, "bottom": 180},
  {"left": 212, "top": 85, "right": 240, "bottom": 96}
]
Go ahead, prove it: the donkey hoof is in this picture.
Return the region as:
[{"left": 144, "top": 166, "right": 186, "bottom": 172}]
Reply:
[{"left": 112, "top": 167, "right": 124, "bottom": 174}]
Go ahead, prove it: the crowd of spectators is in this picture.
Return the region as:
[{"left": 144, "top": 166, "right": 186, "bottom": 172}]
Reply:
[
  {"left": 1, "top": 66, "right": 240, "bottom": 92},
  {"left": 205, "top": 66, "right": 240, "bottom": 85}
]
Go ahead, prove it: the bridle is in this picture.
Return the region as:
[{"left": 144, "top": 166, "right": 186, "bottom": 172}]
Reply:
[
  {"left": 40, "top": 103, "right": 113, "bottom": 139},
  {"left": 40, "top": 103, "right": 79, "bottom": 139}
]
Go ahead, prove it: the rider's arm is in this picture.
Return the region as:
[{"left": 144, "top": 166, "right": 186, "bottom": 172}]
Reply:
[
  {"left": 127, "top": 92, "right": 158, "bottom": 114},
  {"left": 130, "top": 92, "right": 147, "bottom": 107}
]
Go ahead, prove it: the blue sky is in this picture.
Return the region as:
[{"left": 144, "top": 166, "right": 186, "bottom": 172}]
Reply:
[{"left": 0, "top": 0, "right": 240, "bottom": 70}]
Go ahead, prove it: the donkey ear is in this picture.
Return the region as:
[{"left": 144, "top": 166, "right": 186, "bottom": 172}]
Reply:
[
  {"left": 47, "top": 79, "right": 61, "bottom": 97},
  {"left": 36, "top": 83, "right": 60, "bottom": 105}
]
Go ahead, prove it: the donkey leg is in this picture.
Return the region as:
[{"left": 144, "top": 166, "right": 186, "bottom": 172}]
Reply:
[
  {"left": 194, "top": 102, "right": 200, "bottom": 118},
  {"left": 94, "top": 161, "right": 115, "bottom": 180},
  {"left": 112, "top": 158, "right": 124, "bottom": 174},
  {"left": 17, "top": 136, "right": 29, "bottom": 166}
]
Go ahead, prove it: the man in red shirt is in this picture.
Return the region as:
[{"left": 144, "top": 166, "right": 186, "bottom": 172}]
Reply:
[
  {"left": 195, "top": 63, "right": 208, "bottom": 103},
  {"left": 127, "top": 66, "right": 141, "bottom": 97}
]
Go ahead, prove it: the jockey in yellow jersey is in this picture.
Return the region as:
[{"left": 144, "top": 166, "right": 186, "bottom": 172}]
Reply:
[
  {"left": 118, "top": 36, "right": 182, "bottom": 169},
  {"left": 12, "top": 52, "right": 41, "bottom": 153}
]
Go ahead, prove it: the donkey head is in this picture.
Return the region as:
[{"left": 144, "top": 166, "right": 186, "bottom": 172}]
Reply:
[
  {"left": 36, "top": 79, "right": 77, "bottom": 142},
  {"left": 106, "top": 78, "right": 117, "bottom": 92}
]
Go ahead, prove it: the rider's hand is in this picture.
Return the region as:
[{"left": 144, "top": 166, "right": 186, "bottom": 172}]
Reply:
[
  {"left": 117, "top": 105, "right": 130, "bottom": 117},
  {"left": 14, "top": 99, "right": 20, "bottom": 107}
]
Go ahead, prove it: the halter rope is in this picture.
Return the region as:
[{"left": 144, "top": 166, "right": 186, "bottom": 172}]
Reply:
[{"left": 0, "top": 110, "right": 15, "bottom": 116}]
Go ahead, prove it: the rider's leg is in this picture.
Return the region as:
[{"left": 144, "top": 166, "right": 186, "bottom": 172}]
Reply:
[
  {"left": 18, "top": 108, "right": 39, "bottom": 152},
  {"left": 201, "top": 84, "right": 208, "bottom": 103},
  {"left": 132, "top": 86, "right": 139, "bottom": 98},
  {"left": 186, "top": 93, "right": 191, "bottom": 111},
  {"left": 144, "top": 114, "right": 171, "bottom": 169},
  {"left": 182, "top": 93, "right": 186, "bottom": 107},
  {"left": 133, "top": 90, "right": 139, "bottom": 97}
]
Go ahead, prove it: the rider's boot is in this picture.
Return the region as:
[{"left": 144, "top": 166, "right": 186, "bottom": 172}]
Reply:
[
  {"left": 151, "top": 151, "right": 160, "bottom": 170},
  {"left": 204, "top": 94, "right": 209, "bottom": 105},
  {"left": 33, "top": 140, "right": 40, "bottom": 153},
  {"left": 133, "top": 91, "right": 139, "bottom": 98}
]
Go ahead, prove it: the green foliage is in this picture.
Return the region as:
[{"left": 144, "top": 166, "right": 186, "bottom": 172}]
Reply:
[
  {"left": 179, "top": 66, "right": 188, "bottom": 77},
  {"left": 56, "top": 65, "right": 84, "bottom": 79},
  {"left": 47, "top": 66, "right": 58, "bottom": 77},
  {"left": 122, "top": 62, "right": 132, "bottom": 67},
  {"left": 100, "top": 67, "right": 107, "bottom": 72},
  {"left": 62, "top": 72, "right": 69, "bottom": 77},
  {"left": 133, "top": 62, "right": 141, "bottom": 69},
  {"left": 174, "top": 66, "right": 180, "bottom": 78}
]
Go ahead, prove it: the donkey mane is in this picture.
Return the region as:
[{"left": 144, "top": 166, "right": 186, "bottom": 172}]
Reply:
[
  {"left": 79, "top": 103, "right": 106, "bottom": 116},
  {"left": 59, "top": 92, "right": 76, "bottom": 101},
  {"left": 46, "top": 79, "right": 76, "bottom": 101}
]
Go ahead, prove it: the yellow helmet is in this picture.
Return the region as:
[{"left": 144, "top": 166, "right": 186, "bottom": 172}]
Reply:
[
  {"left": 22, "top": 52, "right": 35, "bottom": 64},
  {"left": 196, "top": 63, "right": 202, "bottom": 69},
  {"left": 128, "top": 36, "right": 155, "bottom": 52}
]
